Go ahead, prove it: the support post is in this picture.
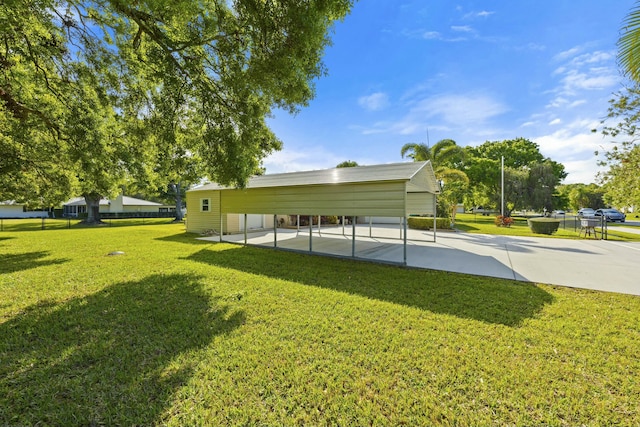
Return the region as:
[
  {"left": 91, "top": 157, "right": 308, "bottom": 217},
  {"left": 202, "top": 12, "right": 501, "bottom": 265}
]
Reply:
[
  {"left": 309, "top": 215, "right": 313, "bottom": 252},
  {"left": 369, "top": 216, "right": 373, "bottom": 238},
  {"left": 399, "top": 217, "right": 402, "bottom": 239},
  {"left": 403, "top": 216, "right": 408, "bottom": 265},
  {"left": 433, "top": 193, "right": 437, "bottom": 242},
  {"left": 244, "top": 214, "right": 247, "bottom": 245},
  {"left": 274, "top": 214, "right": 277, "bottom": 248},
  {"left": 342, "top": 216, "right": 345, "bottom": 235},
  {"left": 352, "top": 216, "right": 356, "bottom": 257},
  {"left": 220, "top": 214, "right": 223, "bottom": 243},
  {"left": 318, "top": 215, "right": 321, "bottom": 234}
]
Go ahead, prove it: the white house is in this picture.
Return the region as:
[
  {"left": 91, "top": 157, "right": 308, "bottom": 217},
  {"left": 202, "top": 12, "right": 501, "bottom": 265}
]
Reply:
[
  {"left": 0, "top": 201, "right": 48, "bottom": 218},
  {"left": 62, "top": 194, "right": 175, "bottom": 217}
]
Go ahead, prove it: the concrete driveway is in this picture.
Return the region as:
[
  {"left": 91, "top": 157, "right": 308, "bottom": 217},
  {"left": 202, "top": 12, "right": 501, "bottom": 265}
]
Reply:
[{"left": 207, "top": 224, "right": 640, "bottom": 296}]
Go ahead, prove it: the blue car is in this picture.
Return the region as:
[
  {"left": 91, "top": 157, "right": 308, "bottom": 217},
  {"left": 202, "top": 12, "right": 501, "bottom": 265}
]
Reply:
[{"left": 594, "top": 208, "right": 626, "bottom": 222}]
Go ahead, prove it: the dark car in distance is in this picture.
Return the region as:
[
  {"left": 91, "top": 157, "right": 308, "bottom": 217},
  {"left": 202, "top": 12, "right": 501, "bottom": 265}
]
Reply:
[{"left": 594, "top": 208, "right": 626, "bottom": 222}]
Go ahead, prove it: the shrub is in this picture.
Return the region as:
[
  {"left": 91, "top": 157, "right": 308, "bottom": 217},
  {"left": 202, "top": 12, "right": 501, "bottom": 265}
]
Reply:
[
  {"left": 408, "top": 217, "right": 451, "bottom": 230},
  {"left": 527, "top": 217, "right": 560, "bottom": 235},
  {"left": 495, "top": 215, "right": 514, "bottom": 227}
]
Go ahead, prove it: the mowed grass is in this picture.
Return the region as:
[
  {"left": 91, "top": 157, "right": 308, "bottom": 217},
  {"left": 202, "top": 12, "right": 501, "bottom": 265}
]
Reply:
[
  {"left": 1, "top": 224, "right": 639, "bottom": 426},
  {"left": 455, "top": 213, "right": 640, "bottom": 241}
]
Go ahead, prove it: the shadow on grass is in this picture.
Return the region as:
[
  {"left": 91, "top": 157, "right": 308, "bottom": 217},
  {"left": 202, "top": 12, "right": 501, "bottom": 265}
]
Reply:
[
  {"left": 0, "top": 273, "right": 245, "bottom": 426},
  {"left": 0, "top": 236, "right": 15, "bottom": 242},
  {"left": 186, "top": 245, "right": 554, "bottom": 327},
  {"left": 0, "top": 251, "right": 69, "bottom": 274},
  {"left": 155, "top": 233, "right": 215, "bottom": 245}
]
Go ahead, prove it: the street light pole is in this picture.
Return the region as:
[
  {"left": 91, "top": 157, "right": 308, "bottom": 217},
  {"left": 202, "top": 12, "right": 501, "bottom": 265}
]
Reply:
[{"left": 501, "top": 156, "right": 504, "bottom": 217}]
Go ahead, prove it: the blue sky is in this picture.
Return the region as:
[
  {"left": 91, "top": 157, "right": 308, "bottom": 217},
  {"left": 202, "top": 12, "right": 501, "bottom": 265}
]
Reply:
[{"left": 263, "top": 1, "right": 635, "bottom": 184}]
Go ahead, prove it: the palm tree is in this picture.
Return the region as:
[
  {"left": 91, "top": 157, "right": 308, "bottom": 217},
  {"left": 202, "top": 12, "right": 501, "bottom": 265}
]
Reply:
[
  {"left": 401, "top": 139, "right": 469, "bottom": 224},
  {"left": 400, "top": 138, "right": 465, "bottom": 170},
  {"left": 618, "top": 2, "right": 640, "bottom": 82}
]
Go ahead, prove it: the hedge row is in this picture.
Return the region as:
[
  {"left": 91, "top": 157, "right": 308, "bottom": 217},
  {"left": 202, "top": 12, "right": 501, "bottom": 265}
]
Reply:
[
  {"left": 527, "top": 217, "right": 560, "bottom": 235},
  {"left": 407, "top": 217, "right": 451, "bottom": 230}
]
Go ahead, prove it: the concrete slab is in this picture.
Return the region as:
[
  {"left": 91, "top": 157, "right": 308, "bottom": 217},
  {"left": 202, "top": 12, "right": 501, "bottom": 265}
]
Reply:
[{"left": 200, "top": 225, "right": 640, "bottom": 296}]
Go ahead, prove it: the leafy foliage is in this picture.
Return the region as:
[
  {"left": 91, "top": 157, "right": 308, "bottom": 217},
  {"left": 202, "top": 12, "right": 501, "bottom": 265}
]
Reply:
[
  {"left": 464, "top": 138, "right": 567, "bottom": 214},
  {"left": 1, "top": 0, "right": 354, "bottom": 212},
  {"left": 527, "top": 217, "right": 561, "bottom": 235},
  {"left": 595, "top": 85, "right": 640, "bottom": 209},
  {"left": 336, "top": 160, "right": 359, "bottom": 168},
  {"left": 618, "top": 1, "right": 640, "bottom": 83}
]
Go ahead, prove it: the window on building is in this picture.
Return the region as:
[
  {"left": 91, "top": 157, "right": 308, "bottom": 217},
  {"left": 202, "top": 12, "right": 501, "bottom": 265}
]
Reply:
[{"left": 201, "top": 198, "right": 210, "bottom": 212}]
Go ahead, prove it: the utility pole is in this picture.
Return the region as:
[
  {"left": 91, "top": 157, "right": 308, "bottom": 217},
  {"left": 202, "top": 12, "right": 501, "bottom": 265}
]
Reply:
[{"left": 501, "top": 156, "right": 504, "bottom": 217}]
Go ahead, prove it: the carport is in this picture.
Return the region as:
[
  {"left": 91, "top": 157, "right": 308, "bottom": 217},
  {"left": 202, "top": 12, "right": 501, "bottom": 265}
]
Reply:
[{"left": 186, "top": 161, "right": 440, "bottom": 265}]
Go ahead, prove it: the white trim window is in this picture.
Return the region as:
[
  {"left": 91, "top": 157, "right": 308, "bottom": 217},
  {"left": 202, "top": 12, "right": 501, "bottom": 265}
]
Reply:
[{"left": 200, "top": 198, "right": 210, "bottom": 212}]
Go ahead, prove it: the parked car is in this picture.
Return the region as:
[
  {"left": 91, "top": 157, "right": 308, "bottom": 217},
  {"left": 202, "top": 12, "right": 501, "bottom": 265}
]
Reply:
[
  {"left": 594, "top": 208, "right": 626, "bottom": 222},
  {"left": 552, "top": 210, "right": 565, "bottom": 215},
  {"left": 577, "top": 208, "right": 595, "bottom": 218}
]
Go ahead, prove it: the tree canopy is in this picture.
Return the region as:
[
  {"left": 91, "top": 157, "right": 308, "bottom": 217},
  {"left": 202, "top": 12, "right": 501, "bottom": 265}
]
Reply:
[
  {"left": 336, "top": 160, "right": 359, "bottom": 168},
  {"left": 594, "top": 85, "right": 640, "bottom": 210},
  {"left": 1, "top": 0, "right": 354, "bottom": 217},
  {"left": 463, "top": 138, "right": 567, "bottom": 215}
]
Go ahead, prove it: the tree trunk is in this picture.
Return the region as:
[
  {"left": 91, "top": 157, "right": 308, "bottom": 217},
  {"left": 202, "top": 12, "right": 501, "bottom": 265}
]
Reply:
[
  {"left": 83, "top": 192, "right": 104, "bottom": 225},
  {"left": 171, "top": 182, "right": 184, "bottom": 221}
]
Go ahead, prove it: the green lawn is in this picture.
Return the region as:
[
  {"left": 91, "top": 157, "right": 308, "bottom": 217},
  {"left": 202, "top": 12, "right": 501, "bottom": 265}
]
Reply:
[
  {"left": 454, "top": 213, "right": 640, "bottom": 241},
  {"left": 1, "top": 223, "right": 639, "bottom": 425}
]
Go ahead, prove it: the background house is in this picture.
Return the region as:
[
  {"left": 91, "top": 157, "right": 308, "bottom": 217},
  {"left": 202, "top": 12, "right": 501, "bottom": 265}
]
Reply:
[
  {"left": 0, "top": 201, "right": 48, "bottom": 218},
  {"left": 62, "top": 194, "right": 175, "bottom": 218}
]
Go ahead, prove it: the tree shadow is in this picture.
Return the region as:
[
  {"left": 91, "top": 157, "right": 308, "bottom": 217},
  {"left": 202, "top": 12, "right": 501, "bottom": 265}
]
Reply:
[
  {"left": 185, "top": 245, "right": 554, "bottom": 327},
  {"left": 457, "top": 233, "right": 598, "bottom": 255},
  {"left": 155, "top": 233, "right": 215, "bottom": 245},
  {"left": 0, "top": 273, "right": 245, "bottom": 426},
  {"left": 0, "top": 251, "right": 70, "bottom": 274},
  {"left": 0, "top": 236, "right": 15, "bottom": 242}
]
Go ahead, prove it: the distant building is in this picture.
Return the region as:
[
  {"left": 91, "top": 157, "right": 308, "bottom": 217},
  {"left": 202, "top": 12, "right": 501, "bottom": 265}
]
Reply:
[
  {"left": 62, "top": 194, "right": 175, "bottom": 217},
  {"left": 0, "top": 201, "right": 47, "bottom": 218}
]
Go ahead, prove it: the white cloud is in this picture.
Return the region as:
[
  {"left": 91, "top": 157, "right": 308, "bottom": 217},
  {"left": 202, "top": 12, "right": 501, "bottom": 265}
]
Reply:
[
  {"left": 263, "top": 147, "right": 342, "bottom": 174},
  {"left": 357, "top": 92, "right": 507, "bottom": 136},
  {"left": 422, "top": 31, "right": 441, "bottom": 40},
  {"left": 532, "top": 120, "right": 610, "bottom": 183},
  {"left": 549, "top": 118, "right": 562, "bottom": 125},
  {"left": 357, "top": 92, "right": 389, "bottom": 111},
  {"left": 417, "top": 93, "right": 508, "bottom": 124},
  {"left": 451, "top": 25, "right": 474, "bottom": 33},
  {"left": 463, "top": 10, "right": 495, "bottom": 19},
  {"left": 546, "top": 46, "right": 619, "bottom": 113}
]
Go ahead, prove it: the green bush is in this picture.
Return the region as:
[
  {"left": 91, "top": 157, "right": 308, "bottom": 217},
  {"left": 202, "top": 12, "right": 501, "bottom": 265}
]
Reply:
[
  {"left": 408, "top": 217, "right": 451, "bottom": 230},
  {"left": 527, "top": 217, "right": 560, "bottom": 235}
]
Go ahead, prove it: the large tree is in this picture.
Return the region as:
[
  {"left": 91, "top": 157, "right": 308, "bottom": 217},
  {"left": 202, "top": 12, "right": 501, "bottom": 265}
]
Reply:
[
  {"left": 1, "top": 0, "right": 354, "bottom": 221},
  {"left": 595, "top": 85, "right": 640, "bottom": 210},
  {"left": 464, "top": 138, "right": 567, "bottom": 214}
]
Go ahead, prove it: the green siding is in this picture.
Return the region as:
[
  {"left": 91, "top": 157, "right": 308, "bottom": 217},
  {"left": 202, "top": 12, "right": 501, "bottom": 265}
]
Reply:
[
  {"left": 186, "top": 190, "right": 223, "bottom": 234},
  {"left": 407, "top": 193, "right": 435, "bottom": 216},
  {"left": 221, "top": 182, "right": 407, "bottom": 217}
]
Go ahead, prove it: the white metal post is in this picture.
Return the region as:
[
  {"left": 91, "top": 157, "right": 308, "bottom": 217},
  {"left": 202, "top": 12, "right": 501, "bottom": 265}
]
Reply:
[
  {"left": 352, "top": 216, "right": 356, "bottom": 257},
  {"left": 403, "top": 216, "right": 407, "bottom": 265},
  {"left": 309, "top": 215, "right": 313, "bottom": 252}
]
